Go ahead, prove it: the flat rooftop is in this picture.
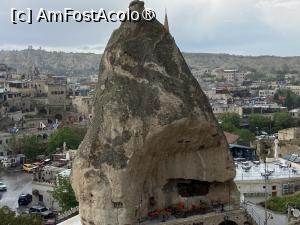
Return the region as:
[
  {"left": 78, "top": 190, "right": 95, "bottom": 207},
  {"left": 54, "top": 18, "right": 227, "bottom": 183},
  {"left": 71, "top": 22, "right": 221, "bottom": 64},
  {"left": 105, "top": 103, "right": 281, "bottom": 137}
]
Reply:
[{"left": 234, "top": 159, "right": 300, "bottom": 181}]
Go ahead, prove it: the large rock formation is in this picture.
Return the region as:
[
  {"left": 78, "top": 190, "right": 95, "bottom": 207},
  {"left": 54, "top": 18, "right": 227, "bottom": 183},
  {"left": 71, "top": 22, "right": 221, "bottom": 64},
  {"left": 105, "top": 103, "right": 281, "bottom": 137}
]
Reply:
[{"left": 71, "top": 1, "right": 239, "bottom": 225}]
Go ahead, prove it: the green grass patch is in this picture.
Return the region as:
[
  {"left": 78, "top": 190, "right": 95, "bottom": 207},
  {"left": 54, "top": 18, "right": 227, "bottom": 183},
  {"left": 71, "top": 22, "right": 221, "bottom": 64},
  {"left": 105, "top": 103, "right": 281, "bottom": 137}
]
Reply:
[{"left": 264, "top": 192, "right": 300, "bottom": 213}]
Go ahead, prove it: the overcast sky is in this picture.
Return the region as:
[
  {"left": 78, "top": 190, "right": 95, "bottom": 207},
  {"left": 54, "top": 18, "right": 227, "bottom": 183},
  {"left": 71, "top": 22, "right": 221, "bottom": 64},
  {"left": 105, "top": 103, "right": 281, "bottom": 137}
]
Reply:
[{"left": 1, "top": 0, "right": 300, "bottom": 56}]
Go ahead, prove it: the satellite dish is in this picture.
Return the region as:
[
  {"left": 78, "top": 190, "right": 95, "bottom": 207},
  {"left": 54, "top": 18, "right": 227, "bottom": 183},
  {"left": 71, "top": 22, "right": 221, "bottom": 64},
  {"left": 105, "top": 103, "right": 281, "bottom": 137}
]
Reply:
[{"left": 292, "top": 208, "right": 300, "bottom": 218}]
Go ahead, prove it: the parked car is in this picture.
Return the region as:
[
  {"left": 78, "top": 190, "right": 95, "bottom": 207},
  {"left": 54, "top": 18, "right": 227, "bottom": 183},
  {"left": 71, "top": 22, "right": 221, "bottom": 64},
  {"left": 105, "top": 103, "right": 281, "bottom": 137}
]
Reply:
[
  {"left": 29, "top": 206, "right": 54, "bottom": 219},
  {"left": 23, "top": 164, "right": 37, "bottom": 173},
  {"left": 0, "top": 181, "right": 7, "bottom": 191},
  {"left": 32, "top": 162, "right": 43, "bottom": 168},
  {"left": 18, "top": 193, "right": 32, "bottom": 206}
]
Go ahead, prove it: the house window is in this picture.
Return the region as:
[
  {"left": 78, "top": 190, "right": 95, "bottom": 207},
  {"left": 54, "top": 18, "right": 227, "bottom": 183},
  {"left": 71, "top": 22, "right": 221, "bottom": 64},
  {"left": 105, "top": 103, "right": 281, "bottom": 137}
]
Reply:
[
  {"left": 272, "top": 185, "right": 276, "bottom": 190},
  {"left": 0, "top": 140, "right": 2, "bottom": 145}
]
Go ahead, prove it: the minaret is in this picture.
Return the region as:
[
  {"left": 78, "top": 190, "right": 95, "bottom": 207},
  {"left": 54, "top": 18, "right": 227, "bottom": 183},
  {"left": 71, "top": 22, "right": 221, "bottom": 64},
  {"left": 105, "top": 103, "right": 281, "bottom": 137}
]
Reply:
[{"left": 164, "top": 9, "right": 170, "bottom": 33}]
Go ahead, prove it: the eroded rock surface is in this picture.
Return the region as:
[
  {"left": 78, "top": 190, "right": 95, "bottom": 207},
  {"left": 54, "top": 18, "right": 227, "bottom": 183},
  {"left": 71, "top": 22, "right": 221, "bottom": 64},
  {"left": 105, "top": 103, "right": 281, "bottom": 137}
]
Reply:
[{"left": 71, "top": 1, "right": 239, "bottom": 224}]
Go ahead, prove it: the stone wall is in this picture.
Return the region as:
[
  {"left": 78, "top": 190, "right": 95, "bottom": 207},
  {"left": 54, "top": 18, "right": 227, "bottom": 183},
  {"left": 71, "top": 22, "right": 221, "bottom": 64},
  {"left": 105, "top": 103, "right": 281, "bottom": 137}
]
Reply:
[
  {"left": 153, "top": 209, "right": 251, "bottom": 225},
  {"left": 279, "top": 128, "right": 300, "bottom": 141}
]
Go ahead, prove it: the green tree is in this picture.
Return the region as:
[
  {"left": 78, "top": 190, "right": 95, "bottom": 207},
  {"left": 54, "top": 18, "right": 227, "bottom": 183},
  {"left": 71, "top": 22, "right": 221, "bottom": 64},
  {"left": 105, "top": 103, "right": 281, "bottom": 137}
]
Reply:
[
  {"left": 47, "top": 127, "right": 86, "bottom": 153},
  {"left": 273, "top": 112, "right": 294, "bottom": 132},
  {"left": 8, "top": 134, "right": 21, "bottom": 155},
  {"left": 220, "top": 112, "right": 241, "bottom": 132},
  {"left": 12, "top": 135, "right": 46, "bottom": 161},
  {"left": 274, "top": 89, "right": 300, "bottom": 109},
  {"left": 0, "top": 207, "right": 43, "bottom": 225},
  {"left": 23, "top": 135, "right": 46, "bottom": 161},
  {"left": 51, "top": 176, "right": 78, "bottom": 212},
  {"left": 221, "top": 122, "right": 237, "bottom": 133},
  {"left": 248, "top": 114, "right": 271, "bottom": 133},
  {"left": 234, "top": 129, "right": 256, "bottom": 146}
]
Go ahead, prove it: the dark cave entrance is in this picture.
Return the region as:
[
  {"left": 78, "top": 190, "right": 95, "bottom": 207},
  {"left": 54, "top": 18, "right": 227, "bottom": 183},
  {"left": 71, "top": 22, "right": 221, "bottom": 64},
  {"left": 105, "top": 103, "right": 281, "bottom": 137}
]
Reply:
[
  {"left": 163, "top": 179, "right": 211, "bottom": 198},
  {"left": 219, "top": 220, "right": 238, "bottom": 225},
  {"left": 177, "top": 180, "right": 211, "bottom": 197}
]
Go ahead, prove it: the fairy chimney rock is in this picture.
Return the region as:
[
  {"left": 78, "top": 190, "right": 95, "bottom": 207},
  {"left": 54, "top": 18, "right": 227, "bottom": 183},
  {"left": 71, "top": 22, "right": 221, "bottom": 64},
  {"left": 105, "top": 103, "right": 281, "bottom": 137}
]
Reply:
[{"left": 71, "top": 1, "right": 239, "bottom": 225}]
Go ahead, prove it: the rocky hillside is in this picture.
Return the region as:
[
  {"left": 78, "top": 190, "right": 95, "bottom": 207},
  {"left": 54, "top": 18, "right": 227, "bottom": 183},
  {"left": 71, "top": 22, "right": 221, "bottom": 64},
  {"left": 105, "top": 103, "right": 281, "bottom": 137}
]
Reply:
[
  {"left": 184, "top": 53, "right": 300, "bottom": 74},
  {"left": 1, "top": 49, "right": 300, "bottom": 76},
  {"left": 0, "top": 49, "right": 99, "bottom": 76}
]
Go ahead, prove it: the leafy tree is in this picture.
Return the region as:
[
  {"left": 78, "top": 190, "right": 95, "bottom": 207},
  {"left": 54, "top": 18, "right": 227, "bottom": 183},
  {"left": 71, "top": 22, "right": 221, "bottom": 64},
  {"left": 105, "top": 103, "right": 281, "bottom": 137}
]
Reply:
[
  {"left": 273, "top": 112, "right": 294, "bottom": 132},
  {"left": 248, "top": 114, "right": 272, "bottom": 133},
  {"left": 247, "top": 72, "right": 267, "bottom": 81},
  {"left": 47, "top": 127, "right": 86, "bottom": 153},
  {"left": 0, "top": 207, "right": 43, "bottom": 225},
  {"left": 221, "top": 122, "right": 237, "bottom": 133},
  {"left": 23, "top": 135, "right": 47, "bottom": 160},
  {"left": 10, "top": 135, "right": 46, "bottom": 161},
  {"left": 8, "top": 134, "right": 24, "bottom": 155},
  {"left": 51, "top": 176, "right": 78, "bottom": 212},
  {"left": 234, "top": 129, "right": 256, "bottom": 146},
  {"left": 274, "top": 89, "right": 300, "bottom": 109},
  {"left": 220, "top": 112, "right": 241, "bottom": 130}
]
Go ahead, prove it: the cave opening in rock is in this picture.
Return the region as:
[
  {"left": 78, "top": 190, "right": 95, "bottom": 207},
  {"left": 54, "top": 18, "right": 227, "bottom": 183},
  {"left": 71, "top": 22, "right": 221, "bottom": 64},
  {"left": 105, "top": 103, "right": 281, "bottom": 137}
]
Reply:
[
  {"left": 219, "top": 220, "right": 238, "bottom": 225},
  {"left": 163, "top": 179, "right": 211, "bottom": 199},
  {"left": 177, "top": 180, "right": 210, "bottom": 197}
]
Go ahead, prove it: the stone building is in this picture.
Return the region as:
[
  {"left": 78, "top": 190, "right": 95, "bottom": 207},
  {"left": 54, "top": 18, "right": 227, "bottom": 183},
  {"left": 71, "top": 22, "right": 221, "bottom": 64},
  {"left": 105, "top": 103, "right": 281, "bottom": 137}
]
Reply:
[
  {"left": 71, "top": 96, "right": 93, "bottom": 121},
  {"left": 279, "top": 128, "right": 300, "bottom": 141},
  {"left": 0, "top": 132, "right": 12, "bottom": 157},
  {"left": 0, "top": 64, "right": 15, "bottom": 80},
  {"left": 47, "top": 76, "right": 68, "bottom": 119},
  {"left": 217, "top": 69, "right": 249, "bottom": 84}
]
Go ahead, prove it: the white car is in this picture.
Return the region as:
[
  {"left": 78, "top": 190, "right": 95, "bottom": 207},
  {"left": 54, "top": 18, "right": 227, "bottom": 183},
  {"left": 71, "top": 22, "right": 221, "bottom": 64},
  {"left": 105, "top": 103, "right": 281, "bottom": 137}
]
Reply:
[{"left": 0, "top": 181, "right": 7, "bottom": 191}]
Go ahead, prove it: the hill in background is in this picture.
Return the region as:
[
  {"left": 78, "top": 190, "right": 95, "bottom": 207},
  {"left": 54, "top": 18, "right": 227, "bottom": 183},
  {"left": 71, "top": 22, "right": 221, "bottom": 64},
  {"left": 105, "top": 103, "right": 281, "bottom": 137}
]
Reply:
[{"left": 1, "top": 49, "right": 300, "bottom": 77}]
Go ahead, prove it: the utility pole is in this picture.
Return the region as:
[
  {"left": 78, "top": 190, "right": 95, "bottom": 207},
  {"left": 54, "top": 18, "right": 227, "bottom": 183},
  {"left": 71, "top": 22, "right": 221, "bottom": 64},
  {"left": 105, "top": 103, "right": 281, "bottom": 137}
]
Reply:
[{"left": 264, "top": 160, "right": 268, "bottom": 225}]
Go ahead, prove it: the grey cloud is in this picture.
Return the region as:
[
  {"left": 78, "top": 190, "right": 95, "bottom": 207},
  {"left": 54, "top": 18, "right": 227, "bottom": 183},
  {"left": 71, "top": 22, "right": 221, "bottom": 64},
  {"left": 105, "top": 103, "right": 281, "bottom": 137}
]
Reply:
[{"left": 0, "top": 0, "right": 300, "bottom": 56}]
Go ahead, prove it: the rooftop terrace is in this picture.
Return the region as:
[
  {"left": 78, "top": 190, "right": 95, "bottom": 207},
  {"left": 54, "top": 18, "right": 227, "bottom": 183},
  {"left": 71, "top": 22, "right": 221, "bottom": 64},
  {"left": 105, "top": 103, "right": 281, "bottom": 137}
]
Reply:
[{"left": 234, "top": 159, "right": 300, "bottom": 181}]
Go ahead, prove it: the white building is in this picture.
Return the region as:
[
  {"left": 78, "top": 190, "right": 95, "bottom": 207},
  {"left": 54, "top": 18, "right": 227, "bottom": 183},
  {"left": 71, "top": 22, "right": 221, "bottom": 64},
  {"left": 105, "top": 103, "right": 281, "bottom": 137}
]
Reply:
[
  {"left": 290, "top": 109, "right": 300, "bottom": 119},
  {"left": 32, "top": 166, "right": 71, "bottom": 211},
  {"left": 235, "top": 159, "right": 300, "bottom": 203}
]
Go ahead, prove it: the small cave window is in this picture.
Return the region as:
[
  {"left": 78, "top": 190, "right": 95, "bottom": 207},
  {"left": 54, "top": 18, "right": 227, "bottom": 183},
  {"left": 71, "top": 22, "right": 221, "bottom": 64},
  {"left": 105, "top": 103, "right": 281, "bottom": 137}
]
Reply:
[
  {"left": 177, "top": 180, "right": 210, "bottom": 197},
  {"left": 149, "top": 196, "right": 156, "bottom": 207},
  {"left": 113, "top": 201, "right": 123, "bottom": 208}
]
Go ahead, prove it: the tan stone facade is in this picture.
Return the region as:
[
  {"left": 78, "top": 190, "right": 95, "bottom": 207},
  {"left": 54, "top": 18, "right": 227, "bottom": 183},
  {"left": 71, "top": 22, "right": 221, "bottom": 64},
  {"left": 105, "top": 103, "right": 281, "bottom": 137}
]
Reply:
[{"left": 279, "top": 128, "right": 300, "bottom": 141}]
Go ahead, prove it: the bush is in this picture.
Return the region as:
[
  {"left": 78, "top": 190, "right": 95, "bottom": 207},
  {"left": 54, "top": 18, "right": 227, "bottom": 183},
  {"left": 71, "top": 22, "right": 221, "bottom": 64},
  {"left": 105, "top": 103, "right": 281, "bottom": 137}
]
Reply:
[
  {"left": 266, "top": 192, "right": 300, "bottom": 213},
  {"left": 0, "top": 207, "right": 43, "bottom": 225}
]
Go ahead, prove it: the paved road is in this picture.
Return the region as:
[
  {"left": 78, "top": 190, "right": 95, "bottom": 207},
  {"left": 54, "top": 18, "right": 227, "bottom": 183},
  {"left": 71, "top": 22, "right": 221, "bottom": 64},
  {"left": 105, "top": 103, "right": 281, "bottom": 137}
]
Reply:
[
  {"left": 0, "top": 170, "right": 32, "bottom": 211},
  {"left": 245, "top": 202, "right": 288, "bottom": 225}
]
